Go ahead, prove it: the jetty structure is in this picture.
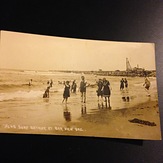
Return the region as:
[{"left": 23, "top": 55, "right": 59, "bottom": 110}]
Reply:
[
  {"left": 87, "top": 58, "right": 155, "bottom": 77},
  {"left": 50, "top": 58, "right": 156, "bottom": 77}
]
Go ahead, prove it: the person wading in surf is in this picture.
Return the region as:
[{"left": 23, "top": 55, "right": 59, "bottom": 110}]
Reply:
[
  {"left": 143, "top": 77, "right": 151, "bottom": 96},
  {"left": 102, "top": 78, "right": 111, "bottom": 108},
  {"left": 62, "top": 81, "right": 71, "bottom": 103},
  {"left": 80, "top": 76, "right": 87, "bottom": 103}
]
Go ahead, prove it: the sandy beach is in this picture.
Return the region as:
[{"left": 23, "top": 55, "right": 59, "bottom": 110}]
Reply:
[{"left": 0, "top": 99, "right": 161, "bottom": 140}]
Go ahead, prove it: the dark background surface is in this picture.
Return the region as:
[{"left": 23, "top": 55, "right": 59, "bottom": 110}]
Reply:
[{"left": 0, "top": 0, "right": 163, "bottom": 162}]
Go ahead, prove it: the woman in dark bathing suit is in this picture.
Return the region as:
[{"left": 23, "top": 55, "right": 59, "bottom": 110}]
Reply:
[
  {"left": 102, "top": 78, "right": 111, "bottom": 108},
  {"left": 120, "top": 78, "right": 124, "bottom": 90},
  {"left": 96, "top": 79, "right": 103, "bottom": 101},
  {"left": 62, "top": 81, "right": 71, "bottom": 103}
]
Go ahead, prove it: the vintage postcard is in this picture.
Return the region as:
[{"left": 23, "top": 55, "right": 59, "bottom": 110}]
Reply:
[{"left": 0, "top": 30, "right": 161, "bottom": 140}]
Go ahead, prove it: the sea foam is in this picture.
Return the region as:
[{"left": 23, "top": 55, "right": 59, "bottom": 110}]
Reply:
[{"left": 0, "top": 90, "right": 44, "bottom": 102}]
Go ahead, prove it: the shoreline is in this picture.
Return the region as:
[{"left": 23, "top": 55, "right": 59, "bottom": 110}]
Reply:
[{"left": 0, "top": 99, "right": 161, "bottom": 140}]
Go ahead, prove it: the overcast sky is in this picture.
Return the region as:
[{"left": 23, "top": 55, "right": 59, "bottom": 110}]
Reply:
[{"left": 0, "top": 31, "right": 156, "bottom": 71}]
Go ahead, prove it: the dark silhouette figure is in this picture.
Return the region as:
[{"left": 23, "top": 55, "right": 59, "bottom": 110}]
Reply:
[
  {"left": 71, "top": 80, "right": 77, "bottom": 93},
  {"left": 43, "top": 86, "right": 50, "bottom": 98},
  {"left": 120, "top": 78, "right": 124, "bottom": 90},
  {"left": 96, "top": 79, "right": 103, "bottom": 101},
  {"left": 62, "top": 81, "right": 70, "bottom": 103},
  {"left": 102, "top": 78, "right": 111, "bottom": 108},
  {"left": 80, "top": 76, "right": 87, "bottom": 103}
]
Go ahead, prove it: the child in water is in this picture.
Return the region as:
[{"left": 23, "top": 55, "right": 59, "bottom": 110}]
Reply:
[{"left": 62, "top": 81, "right": 70, "bottom": 103}]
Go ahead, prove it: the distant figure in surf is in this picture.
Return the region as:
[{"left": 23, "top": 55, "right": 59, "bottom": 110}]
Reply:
[
  {"left": 120, "top": 78, "right": 124, "bottom": 90},
  {"left": 29, "top": 79, "right": 32, "bottom": 86},
  {"left": 124, "top": 78, "right": 128, "bottom": 89},
  {"left": 80, "top": 76, "right": 87, "bottom": 103},
  {"left": 62, "top": 81, "right": 70, "bottom": 103},
  {"left": 43, "top": 86, "right": 50, "bottom": 98},
  {"left": 71, "top": 80, "right": 77, "bottom": 93},
  {"left": 50, "top": 79, "right": 53, "bottom": 87},
  {"left": 143, "top": 77, "right": 151, "bottom": 96}
]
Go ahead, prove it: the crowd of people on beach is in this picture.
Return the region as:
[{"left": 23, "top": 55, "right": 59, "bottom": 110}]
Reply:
[
  {"left": 44, "top": 76, "right": 117, "bottom": 108},
  {"left": 61, "top": 76, "right": 88, "bottom": 104},
  {"left": 28, "top": 75, "right": 151, "bottom": 108},
  {"left": 54, "top": 76, "right": 111, "bottom": 107}
]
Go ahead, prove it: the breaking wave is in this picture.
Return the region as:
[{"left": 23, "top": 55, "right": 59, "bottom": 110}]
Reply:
[{"left": 0, "top": 90, "right": 44, "bottom": 102}]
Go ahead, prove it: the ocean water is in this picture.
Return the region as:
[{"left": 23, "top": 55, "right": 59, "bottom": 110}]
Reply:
[
  {"left": 0, "top": 69, "right": 158, "bottom": 128},
  {"left": 0, "top": 69, "right": 158, "bottom": 106}
]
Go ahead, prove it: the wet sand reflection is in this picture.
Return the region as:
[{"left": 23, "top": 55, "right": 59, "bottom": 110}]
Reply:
[
  {"left": 81, "top": 103, "right": 87, "bottom": 115},
  {"left": 63, "top": 104, "right": 71, "bottom": 122},
  {"left": 98, "top": 100, "right": 111, "bottom": 109}
]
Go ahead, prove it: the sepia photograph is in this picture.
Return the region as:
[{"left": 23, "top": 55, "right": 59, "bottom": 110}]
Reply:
[{"left": 0, "top": 30, "right": 161, "bottom": 140}]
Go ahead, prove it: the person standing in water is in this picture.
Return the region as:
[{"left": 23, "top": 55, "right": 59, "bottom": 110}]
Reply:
[
  {"left": 50, "top": 79, "right": 53, "bottom": 87},
  {"left": 143, "top": 77, "right": 151, "bottom": 96},
  {"left": 80, "top": 76, "right": 87, "bottom": 103},
  {"left": 62, "top": 81, "right": 71, "bottom": 103},
  {"left": 102, "top": 78, "right": 111, "bottom": 108},
  {"left": 29, "top": 79, "right": 32, "bottom": 86},
  {"left": 124, "top": 78, "right": 128, "bottom": 89},
  {"left": 43, "top": 86, "right": 50, "bottom": 98},
  {"left": 120, "top": 78, "right": 124, "bottom": 90},
  {"left": 96, "top": 79, "right": 103, "bottom": 101},
  {"left": 71, "top": 80, "right": 77, "bottom": 93}
]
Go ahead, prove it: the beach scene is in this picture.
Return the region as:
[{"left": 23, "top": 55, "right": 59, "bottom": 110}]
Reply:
[{"left": 0, "top": 31, "right": 161, "bottom": 140}]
